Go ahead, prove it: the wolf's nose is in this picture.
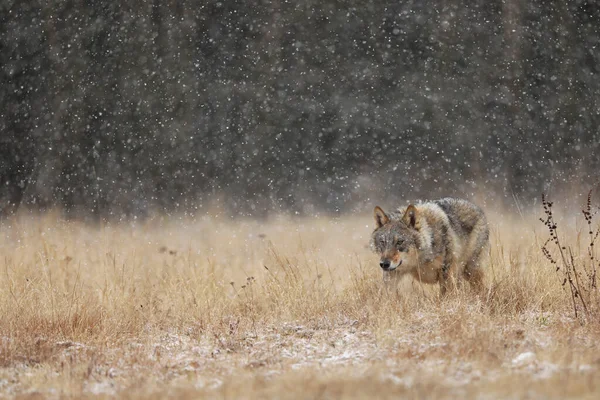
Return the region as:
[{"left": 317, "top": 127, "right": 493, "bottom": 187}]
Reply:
[{"left": 380, "top": 260, "right": 391, "bottom": 270}]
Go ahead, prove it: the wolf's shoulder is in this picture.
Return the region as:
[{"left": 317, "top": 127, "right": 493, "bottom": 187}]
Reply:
[
  {"left": 432, "top": 198, "right": 485, "bottom": 215},
  {"left": 426, "top": 198, "right": 488, "bottom": 237},
  {"left": 417, "top": 198, "right": 487, "bottom": 227},
  {"left": 390, "top": 198, "right": 485, "bottom": 222}
]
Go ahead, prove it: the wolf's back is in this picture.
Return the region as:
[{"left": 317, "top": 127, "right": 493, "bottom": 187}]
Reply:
[
  {"left": 433, "top": 197, "right": 489, "bottom": 254},
  {"left": 432, "top": 198, "right": 485, "bottom": 236}
]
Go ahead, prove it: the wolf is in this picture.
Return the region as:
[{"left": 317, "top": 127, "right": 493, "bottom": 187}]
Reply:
[{"left": 370, "top": 198, "right": 489, "bottom": 295}]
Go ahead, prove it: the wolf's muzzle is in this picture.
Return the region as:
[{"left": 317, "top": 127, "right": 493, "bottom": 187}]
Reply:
[{"left": 380, "top": 259, "right": 402, "bottom": 270}]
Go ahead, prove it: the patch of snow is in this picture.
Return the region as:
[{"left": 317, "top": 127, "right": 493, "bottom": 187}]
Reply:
[
  {"left": 578, "top": 364, "right": 594, "bottom": 372},
  {"left": 512, "top": 351, "right": 536, "bottom": 367},
  {"left": 381, "top": 373, "right": 414, "bottom": 388},
  {"left": 195, "top": 378, "right": 223, "bottom": 390},
  {"left": 322, "top": 348, "right": 365, "bottom": 365},
  {"left": 86, "top": 381, "right": 116, "bottom": 396}
]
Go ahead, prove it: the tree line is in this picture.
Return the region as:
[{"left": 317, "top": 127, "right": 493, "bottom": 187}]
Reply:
[{"left": 1, "top": 0, "right": 599, "bottom": 218}]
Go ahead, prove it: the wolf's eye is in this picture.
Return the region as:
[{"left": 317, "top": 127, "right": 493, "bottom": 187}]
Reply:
[{"left": 396, "top": 240, "right": 406, "bottom": 251}]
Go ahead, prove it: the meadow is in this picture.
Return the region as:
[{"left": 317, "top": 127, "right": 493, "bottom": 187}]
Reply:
[{"left": 0, "top": 199, "right": 599, "bottom": 399}]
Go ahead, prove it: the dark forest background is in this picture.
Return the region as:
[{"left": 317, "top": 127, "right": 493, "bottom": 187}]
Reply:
[{"left": 1, "top": 0, "right": 599, "bottom": 218}]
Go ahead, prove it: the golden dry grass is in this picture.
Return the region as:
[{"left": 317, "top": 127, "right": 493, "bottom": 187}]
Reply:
[{"left": 0, "top": 206, "right": 599, "bottom": 399}]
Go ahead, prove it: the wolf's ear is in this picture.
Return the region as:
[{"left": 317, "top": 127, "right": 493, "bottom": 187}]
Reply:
[
  {"left": 402, "top": 205, "right": 418, "bottom": 228},
  {"left": 374, "top": 206, "right": 390, "bottom": 228}
]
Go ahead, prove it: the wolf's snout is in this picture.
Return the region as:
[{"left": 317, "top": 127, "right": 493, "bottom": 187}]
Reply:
[{"left": 380, "top": 260, "right": 391, "bottom": 270}]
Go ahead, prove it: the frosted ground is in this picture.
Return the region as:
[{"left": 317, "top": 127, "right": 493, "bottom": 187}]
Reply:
[{"left": 1, "top": 210, "right": 599, "bottom": 399}]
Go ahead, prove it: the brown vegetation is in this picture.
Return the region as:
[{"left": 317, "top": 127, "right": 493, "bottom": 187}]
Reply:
[{"left": 0, "top": 204, "right": 599, "bottom": 398}]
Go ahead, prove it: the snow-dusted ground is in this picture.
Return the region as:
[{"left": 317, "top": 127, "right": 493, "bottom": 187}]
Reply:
[{"left": 2, "top": 319, "right": 598, "bottom": 399}]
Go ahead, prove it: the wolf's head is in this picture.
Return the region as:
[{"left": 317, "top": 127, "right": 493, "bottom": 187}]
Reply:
[{"left": 370, "top": 205, "right": 420, "bottom": 272}]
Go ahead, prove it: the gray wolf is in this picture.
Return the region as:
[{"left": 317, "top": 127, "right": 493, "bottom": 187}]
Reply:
[{"left": 370, "top": 198, "right": 489, "bottom": 294}]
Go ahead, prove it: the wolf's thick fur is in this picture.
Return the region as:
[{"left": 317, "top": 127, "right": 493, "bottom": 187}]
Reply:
[{"left": 370, "top": 198, "right": 489, "bottom": 294}]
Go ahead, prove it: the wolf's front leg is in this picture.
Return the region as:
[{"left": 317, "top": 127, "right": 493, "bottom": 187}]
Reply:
[
  {"left": 382, "top": 270, "right": 401, "bottom": 291},
  {"left": 438, "top": 262, "right": 458, "bottom": 296}
]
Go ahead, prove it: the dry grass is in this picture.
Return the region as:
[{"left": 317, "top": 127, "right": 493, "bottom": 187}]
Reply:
[{"left": 1, "top": 204, "right": 599, "bottom": 399}]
